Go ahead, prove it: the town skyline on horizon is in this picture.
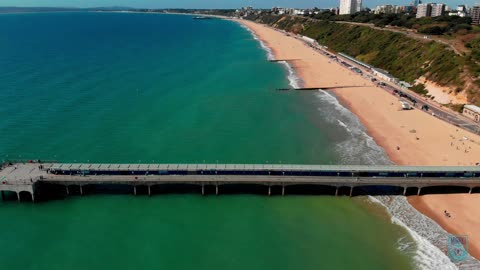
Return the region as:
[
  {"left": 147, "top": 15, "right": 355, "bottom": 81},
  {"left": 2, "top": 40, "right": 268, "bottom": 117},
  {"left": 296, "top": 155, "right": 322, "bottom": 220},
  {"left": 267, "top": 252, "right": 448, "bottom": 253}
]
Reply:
[{"left": 1, "top": 0, "right": 478, "bottom": 9}]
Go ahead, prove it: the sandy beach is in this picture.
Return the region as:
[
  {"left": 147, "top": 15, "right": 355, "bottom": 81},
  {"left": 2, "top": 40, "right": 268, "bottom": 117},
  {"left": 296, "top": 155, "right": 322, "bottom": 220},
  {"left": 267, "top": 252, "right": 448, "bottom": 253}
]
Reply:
[{"left": 237, "top": 19, "right": 480, "bottom": 260}]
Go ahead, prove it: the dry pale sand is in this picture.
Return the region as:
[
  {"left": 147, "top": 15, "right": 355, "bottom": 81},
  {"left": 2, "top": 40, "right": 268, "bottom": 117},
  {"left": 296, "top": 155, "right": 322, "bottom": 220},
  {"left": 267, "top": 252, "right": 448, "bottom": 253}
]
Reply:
[
  {"left": 416, "top": 76, "right": 468, "bottom": 105},
  {"left": 237, "top": 19, "right": 480, "bottom": 259}
]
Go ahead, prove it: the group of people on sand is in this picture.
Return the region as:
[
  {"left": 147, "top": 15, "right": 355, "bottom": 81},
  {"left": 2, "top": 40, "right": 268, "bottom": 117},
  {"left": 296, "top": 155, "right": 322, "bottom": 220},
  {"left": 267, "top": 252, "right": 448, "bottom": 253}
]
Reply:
[
  {"left": 444, "top": 210, "right": 452, "bottom": 218},
  {"left": 449, "top": 133, "right": 474, "bottom": 154}
]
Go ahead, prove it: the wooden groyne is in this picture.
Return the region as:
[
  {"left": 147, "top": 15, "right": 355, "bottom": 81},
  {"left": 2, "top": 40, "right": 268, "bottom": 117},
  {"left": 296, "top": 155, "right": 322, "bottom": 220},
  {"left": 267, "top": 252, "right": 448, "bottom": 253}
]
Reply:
[
  {"left": 269, "top": 59, "right": 301, "bottom": 62},
  {"left": 276, "top": 85, "right": 366, "bottom": 91}
]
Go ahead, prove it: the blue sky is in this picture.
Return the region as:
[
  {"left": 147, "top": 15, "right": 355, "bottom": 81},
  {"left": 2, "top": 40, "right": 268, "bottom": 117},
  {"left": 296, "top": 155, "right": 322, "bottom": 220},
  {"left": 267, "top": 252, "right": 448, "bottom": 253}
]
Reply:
[{"left": 0, "top": 0, "right": 475, "bottom": 9}]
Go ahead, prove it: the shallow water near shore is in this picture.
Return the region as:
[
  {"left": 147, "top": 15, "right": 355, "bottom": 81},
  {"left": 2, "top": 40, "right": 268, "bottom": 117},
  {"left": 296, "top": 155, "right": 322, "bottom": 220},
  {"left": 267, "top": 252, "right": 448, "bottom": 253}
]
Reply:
[{"left": 0, "top": 12, "right": 420, "bottom": 269}]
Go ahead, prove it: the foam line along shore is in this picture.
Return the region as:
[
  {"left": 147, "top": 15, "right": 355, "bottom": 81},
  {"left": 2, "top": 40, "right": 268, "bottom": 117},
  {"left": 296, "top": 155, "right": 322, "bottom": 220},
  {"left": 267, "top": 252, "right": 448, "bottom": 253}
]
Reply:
[{"left": 234, "top": 18, "right": 480, "bottom": 263}]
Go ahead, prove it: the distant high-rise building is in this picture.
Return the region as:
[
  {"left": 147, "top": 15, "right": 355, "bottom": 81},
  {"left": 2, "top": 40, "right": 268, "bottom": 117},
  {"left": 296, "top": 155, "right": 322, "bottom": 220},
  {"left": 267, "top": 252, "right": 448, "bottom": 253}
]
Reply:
[
  {"left": 416, "top": 3, "right": 432, "bottom": 18},
  {"left": 339, "top": 0, "right": 360, "bottom": 15},
  {"left": 374, "top": 5, "right": 403, "bottom": 14},
  {"left": 356, "top": 0, "right": 363, "bottom": 12},
  {"left": 430, "top": 3, "right": 445, "bottom": 17},
  {"left": 472, "top": 6, "right": 480, "bottom": 25},
  {"left": 416, "top": 3, "right": 444, "bottom": 18}
]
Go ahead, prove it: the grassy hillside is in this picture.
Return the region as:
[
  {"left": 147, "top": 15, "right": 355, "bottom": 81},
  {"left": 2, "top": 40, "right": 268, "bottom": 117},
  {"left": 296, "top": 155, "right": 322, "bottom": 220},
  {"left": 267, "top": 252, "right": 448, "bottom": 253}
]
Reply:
[{"left": 246, "top": 14, "right": 480, "bottom": 106}]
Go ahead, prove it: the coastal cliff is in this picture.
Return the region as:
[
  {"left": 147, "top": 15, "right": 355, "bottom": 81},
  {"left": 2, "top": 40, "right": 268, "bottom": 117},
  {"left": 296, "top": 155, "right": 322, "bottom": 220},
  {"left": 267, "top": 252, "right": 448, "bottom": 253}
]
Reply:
[{"left": 245, "top": 14, "right": 480, "bottom": 107}]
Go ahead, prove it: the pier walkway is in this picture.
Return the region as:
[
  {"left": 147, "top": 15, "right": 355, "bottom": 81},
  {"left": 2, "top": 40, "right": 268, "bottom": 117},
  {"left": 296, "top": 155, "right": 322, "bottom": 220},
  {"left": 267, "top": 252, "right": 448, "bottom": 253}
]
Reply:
[{"left": 1, "top": 163, "right": 480, "bottom": 201}]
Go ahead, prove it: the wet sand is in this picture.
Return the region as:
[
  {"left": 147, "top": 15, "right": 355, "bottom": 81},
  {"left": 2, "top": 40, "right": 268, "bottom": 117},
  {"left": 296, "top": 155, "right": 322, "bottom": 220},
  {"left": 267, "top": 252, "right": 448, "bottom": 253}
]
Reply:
[
  {"left": 236, "top": 19, "right": 480, "bottom": 260},
  {"left": 409, "top": 194, "right": 480, "bottom": 259}
]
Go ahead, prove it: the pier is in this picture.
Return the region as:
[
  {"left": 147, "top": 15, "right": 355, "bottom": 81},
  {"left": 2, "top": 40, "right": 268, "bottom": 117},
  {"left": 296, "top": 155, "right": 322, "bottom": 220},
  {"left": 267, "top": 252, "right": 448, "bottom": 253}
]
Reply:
[{"left": 1, "top": 162, "right": 480, "bottom": 201}]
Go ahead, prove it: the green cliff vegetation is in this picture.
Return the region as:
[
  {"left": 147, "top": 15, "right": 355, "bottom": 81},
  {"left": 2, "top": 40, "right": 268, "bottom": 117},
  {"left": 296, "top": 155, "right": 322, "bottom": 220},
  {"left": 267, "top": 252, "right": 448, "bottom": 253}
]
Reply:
[
  {"left": 411, "top": 83, "right": 429, "bottom": 96},
  {"left": 246, "top": 14, "right": 480, "bottom": 106},
  {"left": 312, "top": 11, "right": 473, "bottom": 35}
]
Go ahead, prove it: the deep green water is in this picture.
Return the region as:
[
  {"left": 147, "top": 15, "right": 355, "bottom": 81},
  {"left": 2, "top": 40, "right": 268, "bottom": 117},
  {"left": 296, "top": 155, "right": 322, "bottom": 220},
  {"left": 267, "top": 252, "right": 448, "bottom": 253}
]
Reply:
[
  {"left": 0, "top": 12, "right": 413, "bottom": 269},
  {"left": 1, "top": 196, "right": 411, "bottom": 270}
]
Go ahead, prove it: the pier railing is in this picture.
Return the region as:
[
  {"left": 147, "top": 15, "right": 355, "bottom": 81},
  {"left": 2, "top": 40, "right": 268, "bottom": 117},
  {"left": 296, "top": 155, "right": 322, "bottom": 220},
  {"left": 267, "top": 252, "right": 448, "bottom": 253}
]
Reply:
[{"left": 2, "top": 163, "right": 480, "bottom": 202}]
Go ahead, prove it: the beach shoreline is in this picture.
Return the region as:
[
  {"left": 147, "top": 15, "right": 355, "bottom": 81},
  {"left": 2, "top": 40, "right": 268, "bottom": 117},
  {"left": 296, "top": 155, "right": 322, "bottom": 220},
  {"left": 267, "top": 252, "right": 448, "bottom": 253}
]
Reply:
[{"left": 235, "top": 18, "right": 480, "bottom": 263}]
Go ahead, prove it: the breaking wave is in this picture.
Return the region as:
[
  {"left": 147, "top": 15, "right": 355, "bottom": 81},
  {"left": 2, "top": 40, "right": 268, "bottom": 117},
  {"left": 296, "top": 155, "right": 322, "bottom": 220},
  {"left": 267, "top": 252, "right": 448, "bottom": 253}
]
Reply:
[
  {"left": 239, "top": 22, "right": 301, "bottom": 88},
  {"left": 279, "top": 60, "right": 302, "bottom": 89},
  {"left": 239, "top": 23, "right": 274, "bottom": 60},
  {"left": 314, "top": 90, "right": 391, "bottom": 165},
  {"left": 371, "top": 196, "right": 480, "bottom": 269}
]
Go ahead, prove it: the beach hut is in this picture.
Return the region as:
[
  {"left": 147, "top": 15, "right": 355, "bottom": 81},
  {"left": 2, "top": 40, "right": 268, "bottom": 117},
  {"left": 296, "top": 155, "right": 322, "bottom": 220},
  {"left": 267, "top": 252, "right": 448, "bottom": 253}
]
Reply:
[{"left": 463, "top": 105, "right": 480, "bottom": 122}]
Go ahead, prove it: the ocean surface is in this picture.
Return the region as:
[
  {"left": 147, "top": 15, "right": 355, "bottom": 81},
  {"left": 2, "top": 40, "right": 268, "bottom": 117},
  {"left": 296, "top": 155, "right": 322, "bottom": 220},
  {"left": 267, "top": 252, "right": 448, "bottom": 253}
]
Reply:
[{"left": 0, "top": 12, "right": 439, "bottom": 269}]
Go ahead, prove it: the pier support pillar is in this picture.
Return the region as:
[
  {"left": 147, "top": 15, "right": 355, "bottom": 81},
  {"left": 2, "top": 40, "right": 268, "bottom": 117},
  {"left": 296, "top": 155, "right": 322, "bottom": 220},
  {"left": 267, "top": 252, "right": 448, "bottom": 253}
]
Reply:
[
  {"left": 417, "top": 187, "right": 421, "bottom": 196},
  {"left": 201, "top": 184, "right": 205, "bottom": 196},
  {"left": 148, "top": 185, "right": 151, "bottom": 196},
  {"left": 66, "top": 185, "right": 69, "bottom": 196},
  {"left": 335, "top": 187, "right": 339, "bottom": 197},
  {"left": 31, "top": 193, "right": 35, "bottom": 203},
  {"left": 215, "top": 185, "right": 219, "bottom": 195},
  {"left": 16, "top": 192, "right": 20, "bottom": 202},
  {"left": 469, "top": 187, "right": 473, "bottom": 194},
  {"left": 268, "top": 186, "right": 271, "bottom": 196},
  {"left": 403, "top": 187, "right": 406, "bottom": 196},
  {"left": 282, "top": 185, "right": 285, "bottom": 196},
  {"left": 349, "top": 187, "right": 353, "bottom": 197},
  {"left": 79, "top": 185, "right": 83, "bottom": 196},
  {"left": 134, "top": 186, "right": 137, "bottom": 196}
]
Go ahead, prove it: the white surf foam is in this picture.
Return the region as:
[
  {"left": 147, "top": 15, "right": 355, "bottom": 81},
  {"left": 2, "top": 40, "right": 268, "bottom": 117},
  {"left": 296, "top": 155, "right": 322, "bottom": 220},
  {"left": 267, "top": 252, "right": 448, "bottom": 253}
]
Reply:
[
  {"left": 315, "top": 89, "right": 479, "bottom": 268},
  {"left": 336, "top": 119, "right": 351, "bottom": 132},
  {"left": 279, "top": 60, "right": 302, "bottom": 89},
  {"left": 238, "top": 22, "right": 302, "bottom": 88},
  {"left": 257, "top": 37, "right": 275, "bottom": 61},
  {"left": 239, "top": 23, "right": 275, "bottom": 60},
  {"left": 370, "top": 196, "right": 480, "bottom": 270},
  {"left": 314, "top": 90, "right": 391, "bottom": 165}
]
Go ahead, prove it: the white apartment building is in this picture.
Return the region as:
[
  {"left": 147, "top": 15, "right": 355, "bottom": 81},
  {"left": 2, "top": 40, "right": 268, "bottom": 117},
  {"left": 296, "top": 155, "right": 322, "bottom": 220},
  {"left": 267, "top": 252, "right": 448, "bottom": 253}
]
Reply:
[
  {"left": 374, "top": 5, "right": 403, "bottom": 14},
  {"left": 416, "top": 3, "right": 432, "bottom": 18},
  {"left": 472, "top": 6, "right": 480, "bottom": 25},
  {"left": 448, "top": 5, "right": 468, "bottom": 17},
  {"left": 431, "top": 3, "right": 445, "bottom": 17},
  {"left": 416, "top": 3, "right": 445, "bottom": 18},
  {"left": 339, "top": 0, "right": 361, "bottom": 15}
]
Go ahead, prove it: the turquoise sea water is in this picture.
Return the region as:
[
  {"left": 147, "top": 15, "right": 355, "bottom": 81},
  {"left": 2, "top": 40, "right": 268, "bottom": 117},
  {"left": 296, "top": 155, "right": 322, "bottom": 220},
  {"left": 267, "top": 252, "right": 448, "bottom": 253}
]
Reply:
[{"left": 0, "top": 12, "right": 414, "bottom": 269}]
